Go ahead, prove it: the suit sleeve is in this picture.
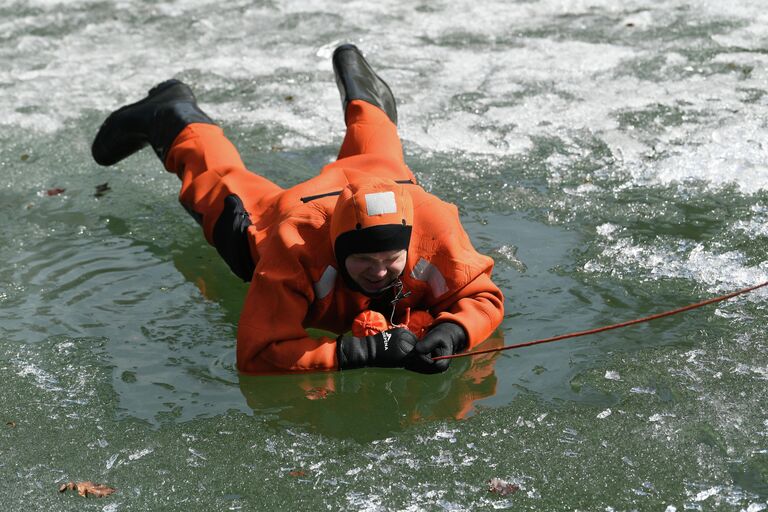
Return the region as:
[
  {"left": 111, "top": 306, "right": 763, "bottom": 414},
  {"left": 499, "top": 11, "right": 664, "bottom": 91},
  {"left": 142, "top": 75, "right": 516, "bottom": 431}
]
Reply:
[
  {"left": 418, "top": 203, "right": 505, "bottom": 349},
  {"left": 235, "top": 255, "right": 339, "bottom": 374}
]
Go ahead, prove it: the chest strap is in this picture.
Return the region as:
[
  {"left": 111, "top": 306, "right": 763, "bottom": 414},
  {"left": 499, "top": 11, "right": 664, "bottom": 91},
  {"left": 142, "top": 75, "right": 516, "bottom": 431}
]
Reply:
[{"left": 300, "top": 179, "right": 415, "bottom": 203}]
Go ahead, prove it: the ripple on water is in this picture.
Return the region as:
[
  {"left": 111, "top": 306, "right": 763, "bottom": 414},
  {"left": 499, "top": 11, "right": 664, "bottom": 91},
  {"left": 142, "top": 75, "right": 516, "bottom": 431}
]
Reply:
[{"left": 3, "top": 232, "right": 183, "bottom": 341}]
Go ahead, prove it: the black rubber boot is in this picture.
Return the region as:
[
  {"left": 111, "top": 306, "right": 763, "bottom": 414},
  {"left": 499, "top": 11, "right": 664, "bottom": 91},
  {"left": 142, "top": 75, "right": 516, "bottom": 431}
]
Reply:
[
  {"left": 92, "top": 79, "right": 215, "bottom": 166},
  {"left": 332, "top": 44, "right": 397, "bottom": 125}
]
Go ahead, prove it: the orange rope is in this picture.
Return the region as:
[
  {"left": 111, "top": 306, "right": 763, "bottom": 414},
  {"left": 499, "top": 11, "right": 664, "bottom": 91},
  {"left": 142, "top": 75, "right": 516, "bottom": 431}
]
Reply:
[{"left": 433, "top": 280, "right": 768, "bottom": 361}]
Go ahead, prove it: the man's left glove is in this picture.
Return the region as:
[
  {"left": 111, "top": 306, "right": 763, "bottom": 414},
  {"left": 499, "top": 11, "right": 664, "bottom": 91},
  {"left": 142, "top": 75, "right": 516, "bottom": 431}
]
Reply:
[
  {"left": 408, "top": 322, "right": 468, "bottom": 374},
  {"left": 337, "top": 327, "right": 419, "bottom": 370}
]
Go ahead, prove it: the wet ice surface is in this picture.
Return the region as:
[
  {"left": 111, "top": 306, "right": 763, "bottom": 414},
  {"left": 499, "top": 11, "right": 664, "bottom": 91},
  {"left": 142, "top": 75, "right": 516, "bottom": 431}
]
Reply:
[
  {"left": 2, "top": 0, "right": 768, "bottom": 509},
  {"left": 4, "top": 337, "right": 766, "bottom": 510}
]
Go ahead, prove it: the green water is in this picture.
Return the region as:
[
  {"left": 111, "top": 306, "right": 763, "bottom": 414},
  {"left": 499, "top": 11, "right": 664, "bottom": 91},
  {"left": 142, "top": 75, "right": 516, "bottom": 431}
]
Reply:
[{"left": 2, "top": 0, "right": 767, "bottom": 510}]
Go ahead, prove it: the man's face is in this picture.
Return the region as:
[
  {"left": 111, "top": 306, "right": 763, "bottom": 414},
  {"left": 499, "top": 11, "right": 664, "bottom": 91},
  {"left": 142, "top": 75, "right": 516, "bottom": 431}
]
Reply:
[{"left": 345, "top": 249, "right": 407, "bottom": 293}]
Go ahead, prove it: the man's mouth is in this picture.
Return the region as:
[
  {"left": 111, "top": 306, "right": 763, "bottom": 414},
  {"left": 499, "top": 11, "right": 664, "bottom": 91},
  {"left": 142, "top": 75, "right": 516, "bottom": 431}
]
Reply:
[{"left": 361, "top": 276, "right": 392, "bottom": 291}]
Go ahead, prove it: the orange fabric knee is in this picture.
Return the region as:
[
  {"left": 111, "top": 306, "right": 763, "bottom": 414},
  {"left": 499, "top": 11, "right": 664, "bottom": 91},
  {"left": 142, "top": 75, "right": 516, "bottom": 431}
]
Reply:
[
  {"left": 337, "top": 100, "right": 404, "bottom": 162},
  {"left": 165, "top": 123, "right": 246, "bottom": 178}
]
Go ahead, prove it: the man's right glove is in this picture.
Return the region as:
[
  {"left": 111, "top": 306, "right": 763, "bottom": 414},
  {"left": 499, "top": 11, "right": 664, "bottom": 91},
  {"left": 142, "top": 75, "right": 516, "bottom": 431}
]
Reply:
[
  {"left": 337, "top": 327, "right": 419, "bottom": 370},
  {"left": 408, "top": 322, "right": 468, "bottom": 374}
]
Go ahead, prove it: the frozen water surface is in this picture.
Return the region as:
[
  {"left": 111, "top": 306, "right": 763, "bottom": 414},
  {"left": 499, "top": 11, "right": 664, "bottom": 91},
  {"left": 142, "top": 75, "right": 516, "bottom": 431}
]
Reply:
[{"left": 1, "top": 0, "right": 767, "bottom": 509}]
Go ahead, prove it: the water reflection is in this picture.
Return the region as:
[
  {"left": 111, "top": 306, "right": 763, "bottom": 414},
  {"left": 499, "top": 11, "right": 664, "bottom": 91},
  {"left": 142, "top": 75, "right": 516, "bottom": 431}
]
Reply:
[{"left": 238, "top": 333, "right": 504, "bottom": 442}]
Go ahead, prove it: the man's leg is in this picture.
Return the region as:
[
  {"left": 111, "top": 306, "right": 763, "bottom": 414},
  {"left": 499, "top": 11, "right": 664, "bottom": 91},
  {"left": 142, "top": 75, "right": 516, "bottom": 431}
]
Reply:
[
  {"left": 164, "top": 124, "right": 282, "bottom": 281},
  {"left": 337, "top": 100, "right": 405, "bottom": 162},
  {"left": 332, "top": 44, "right": 405, "bottom": 163},
  {"left": 92, "top": 81, "right": 282, "bottom": 281}
]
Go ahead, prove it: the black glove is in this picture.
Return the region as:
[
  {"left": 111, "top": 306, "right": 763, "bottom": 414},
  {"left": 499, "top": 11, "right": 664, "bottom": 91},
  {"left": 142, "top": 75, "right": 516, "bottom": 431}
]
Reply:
[
  {"left": 409, "top": 322, "right": 468, "bottom": 374},
  {"left": 337, "top": 327, "right": 419, "bottom": 370}
]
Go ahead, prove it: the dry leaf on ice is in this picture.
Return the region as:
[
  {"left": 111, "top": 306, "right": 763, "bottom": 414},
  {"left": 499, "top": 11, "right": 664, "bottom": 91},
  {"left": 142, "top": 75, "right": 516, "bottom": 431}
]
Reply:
[
  {"left": 488, "top": 478, "right": 519, "bottom": 496},
  {"left": 305, "top": 387, "right": 332, "bottom": 400},
  {"left": 59, "top": 481, "right": 116, "bottom": 498}
]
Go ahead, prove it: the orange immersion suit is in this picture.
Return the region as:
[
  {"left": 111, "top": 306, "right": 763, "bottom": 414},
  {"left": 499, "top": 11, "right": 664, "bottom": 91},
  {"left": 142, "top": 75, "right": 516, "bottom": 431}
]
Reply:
[{"left": 163, "top": 100, "right": 504, "bottom": 374}]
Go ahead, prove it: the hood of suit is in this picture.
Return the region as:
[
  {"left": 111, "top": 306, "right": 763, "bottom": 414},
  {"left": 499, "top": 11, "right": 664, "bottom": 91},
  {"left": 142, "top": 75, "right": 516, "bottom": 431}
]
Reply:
[{"left": 330, "top": 178, "right": 414, "bottom": 295}]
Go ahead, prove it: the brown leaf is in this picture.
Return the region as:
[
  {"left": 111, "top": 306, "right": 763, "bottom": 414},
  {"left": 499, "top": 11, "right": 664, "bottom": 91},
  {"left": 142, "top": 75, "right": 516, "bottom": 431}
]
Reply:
[
  {"left": 46, "top": 188, "right": 66, "bottom": 196},
  {"left": 5, "top": 421, "right": 15, "bottom": 428},
  {"left": 488, "top": 477, "right": 519, "bottom": 496},
  {"left": 288, "top": 470, "right": 306, "bottom": 477},
  {"left": 305, "top": 387, "right": 332, "bottom": 400},
  {"left": 59, "top": 481, "right": 116, "bottom": 498}
]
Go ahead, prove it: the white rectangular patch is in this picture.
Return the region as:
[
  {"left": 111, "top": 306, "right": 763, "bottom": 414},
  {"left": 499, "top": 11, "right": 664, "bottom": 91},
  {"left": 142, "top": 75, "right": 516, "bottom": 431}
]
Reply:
[{"left": 365, "top": 191, "right": 397, "bottom": 216}]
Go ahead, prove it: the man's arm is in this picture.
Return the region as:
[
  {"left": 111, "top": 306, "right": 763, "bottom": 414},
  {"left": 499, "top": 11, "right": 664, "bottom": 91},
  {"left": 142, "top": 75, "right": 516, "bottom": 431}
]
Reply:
[
  {"left": 406, "top": 198, "right": 505, "bottom": 372},
  {"left": 409, "top": 273, "right": 503, "bottom": 374},
  {"left": 413, "top": 200, "right": 505, "bottom": 348},
  {"left": 236, "top": 268, "right": 339, "bottom": 374}
]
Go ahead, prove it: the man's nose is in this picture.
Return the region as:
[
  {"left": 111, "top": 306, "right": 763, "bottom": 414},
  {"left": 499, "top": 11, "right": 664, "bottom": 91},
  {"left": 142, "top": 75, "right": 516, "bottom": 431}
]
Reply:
[{"left": 371, "top": 262, "right": 388, "bottom": 277}]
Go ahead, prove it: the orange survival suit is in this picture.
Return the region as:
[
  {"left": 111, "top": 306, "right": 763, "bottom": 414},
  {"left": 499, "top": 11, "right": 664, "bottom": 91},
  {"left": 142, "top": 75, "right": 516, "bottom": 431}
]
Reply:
[{"left": 163, "top": 100, "right": 505, "bottom": 374}]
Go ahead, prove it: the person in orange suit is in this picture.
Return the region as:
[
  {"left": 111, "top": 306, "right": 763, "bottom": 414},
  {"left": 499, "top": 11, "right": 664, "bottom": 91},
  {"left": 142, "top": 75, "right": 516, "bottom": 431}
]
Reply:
[{"left": 92, "top": 44, "right": 504, "bottom": 374}]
